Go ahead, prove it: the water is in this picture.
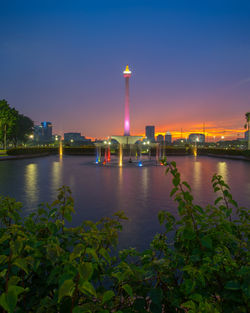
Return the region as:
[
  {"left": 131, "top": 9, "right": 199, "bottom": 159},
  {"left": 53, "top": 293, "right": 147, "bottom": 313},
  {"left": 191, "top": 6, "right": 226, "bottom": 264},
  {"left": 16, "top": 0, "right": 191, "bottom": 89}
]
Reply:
[{"left": 0, "top": 155, "right": 250, "bottom": 249}]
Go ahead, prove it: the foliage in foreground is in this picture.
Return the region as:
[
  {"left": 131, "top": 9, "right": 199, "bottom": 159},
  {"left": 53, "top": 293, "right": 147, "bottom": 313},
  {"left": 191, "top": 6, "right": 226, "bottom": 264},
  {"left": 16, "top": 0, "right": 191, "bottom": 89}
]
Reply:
[{"left": 0, "top": 161, "right": 249, "bottom": 313}]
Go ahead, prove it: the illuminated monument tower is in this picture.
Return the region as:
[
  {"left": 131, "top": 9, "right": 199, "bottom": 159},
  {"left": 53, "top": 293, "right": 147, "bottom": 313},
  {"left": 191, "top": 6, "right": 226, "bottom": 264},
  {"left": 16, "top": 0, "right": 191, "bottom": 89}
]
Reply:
[
  {"left": 111, "top": 65, "right": 142, "bottom": 145},
  {"left": 123, "top": 65, "right": 131, "bottom": 136}
]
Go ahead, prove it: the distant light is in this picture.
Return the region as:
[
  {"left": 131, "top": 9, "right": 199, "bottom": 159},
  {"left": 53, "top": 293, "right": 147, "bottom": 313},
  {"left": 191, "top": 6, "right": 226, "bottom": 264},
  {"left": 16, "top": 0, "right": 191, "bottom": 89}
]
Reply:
[
  {"left": 104, "top": 141, "right": 107, "bottom": 144},
  {"left": 70, "top": 139, "right": 74, "bottom": 142},
  {"left": 29, "top": 134, "right": 34, "bottom": 139},
  {"left": 138, "top": 161, "right": 143, "bottom": 167},
  {"left": 108, "top": 142, "right": 111, "bottom": 145},
  {"left": 147, "top": 141, "right": 150, "bottom": 144},
  {"left": 143, "top": 142, "right": 146, "bottom": 145},
  {"left": 221, "top": 136, "right": 224, "bottom": 139}
]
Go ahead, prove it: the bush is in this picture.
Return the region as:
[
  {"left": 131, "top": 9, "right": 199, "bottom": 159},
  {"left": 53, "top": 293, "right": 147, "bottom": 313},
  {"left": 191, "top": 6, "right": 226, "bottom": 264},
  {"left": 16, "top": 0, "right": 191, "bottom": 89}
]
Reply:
[
  {"left": 7, "top": 147, "right": 58, "bottom": 156},
  {"left": 0, "top": 161, "right": 249, "bottom": 312},
  {"left": 198, "top": 148, "right": 250, "bottom": 158}
]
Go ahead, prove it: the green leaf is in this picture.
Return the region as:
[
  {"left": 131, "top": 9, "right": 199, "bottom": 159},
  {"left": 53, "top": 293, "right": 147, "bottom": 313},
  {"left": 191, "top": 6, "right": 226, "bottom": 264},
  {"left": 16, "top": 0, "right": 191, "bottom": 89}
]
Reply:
[
  {"left": 0, "top": 286, "right": 24, "bottom": 313},
  {"left": 102, "top": 290, "right": 115, "bottom": 303},
  {"left": 79, "top": 281, "right": 96, "bottom": 297},
  {"left": 70, "top": 244, "right": 84, "bottom": 261},
  {"left": 73, "top": 307, "right": 91, "bottom": 313},
  {"left": 182, "top": 181, "right": 191, "bottom": 191},
  {"left": 122, "top": 284, "right": 133, "bottom": 297},
  {"left": 13, "top": 258, "right": 28, "bottom": 274},
  {"left": 201, "top": 236, "right": 212, "bottom": 249},
  {"left": 173, "top": 176, "right": 180, "bottom": 187},
  {"left": 78, "top": 262, "right": 93, "bottom": 281},
  {"left": 214, "top": 197, "right": 223, "bottom": 205},
  {"left": 182, "top": 300, "right": 196, "bottom": 310},
  {"left": 170, "top": 187, "right": 178, "bottom": 197},
  {"left": 0, "top": 255, "right": 8, "bottom": 265},
  {"left": 225, "top": 281, "right": 241, "bottom": 290},
  {"left": 99, "top": 248, "right": 111, "bottom": 264},
  {"left": 158, "top": 211, "right": 165, "bottom": 225},
  {"left": 58, "top": 279, "right": 75, "bottom": 302}
]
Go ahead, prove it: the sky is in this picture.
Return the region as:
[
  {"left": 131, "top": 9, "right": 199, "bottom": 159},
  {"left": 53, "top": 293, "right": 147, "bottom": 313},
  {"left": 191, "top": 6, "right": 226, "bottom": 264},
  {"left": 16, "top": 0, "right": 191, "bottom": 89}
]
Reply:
[{"left": 0, "top": 0, "right": 250, "bottom": 140}]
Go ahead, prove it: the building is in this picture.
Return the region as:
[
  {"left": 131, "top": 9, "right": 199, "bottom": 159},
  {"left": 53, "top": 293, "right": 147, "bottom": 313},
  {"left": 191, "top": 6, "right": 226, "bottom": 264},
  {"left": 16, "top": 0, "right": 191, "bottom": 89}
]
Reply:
[
  {"left": 145, "top": 126, "right": 155, "bottom": 142},
  {"left": 64, "top": 132, "right": 91, "bottom": 145},
  {"left": 34, "top": 122, "right": 52, "bottom": 143},
  {"left": 165, "top": 131, "right": 172, "bottom": 143},
  {"left": 157, "top": 134, "right": 164, "bottom": 142},
  {"left": 188, "top": 133, "right": 205, "bottom": 143},
  {"left": 52, "top": 134, "right": 61, "bottom": 142}
]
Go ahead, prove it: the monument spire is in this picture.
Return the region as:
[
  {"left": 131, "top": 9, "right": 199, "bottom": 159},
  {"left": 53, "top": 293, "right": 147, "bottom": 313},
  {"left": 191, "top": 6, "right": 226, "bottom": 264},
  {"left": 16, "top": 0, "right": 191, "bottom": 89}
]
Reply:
[{"left": 123, "top": 64, "right": 132, "bottom": 136}]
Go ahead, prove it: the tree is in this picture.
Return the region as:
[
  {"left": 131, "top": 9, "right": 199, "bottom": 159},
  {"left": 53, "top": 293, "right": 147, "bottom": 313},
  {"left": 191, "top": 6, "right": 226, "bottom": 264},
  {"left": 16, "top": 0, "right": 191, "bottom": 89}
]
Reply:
[
  {"left": 0, "top": 99, "right": 34, "bottom": 148},
  {"left": 245, "top": 112, "right": 250, "bottom": 150},
  {"left": 12, "top": 114, "right": 34, "bottom": 145},
  {"left": 0, "top": 99, "right": 19, "bottom": 149}
]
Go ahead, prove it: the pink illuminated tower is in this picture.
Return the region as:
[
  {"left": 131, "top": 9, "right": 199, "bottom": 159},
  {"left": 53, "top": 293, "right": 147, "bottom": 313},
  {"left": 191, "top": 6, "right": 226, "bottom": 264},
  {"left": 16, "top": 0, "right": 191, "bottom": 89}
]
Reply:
[{"left": 123, "top": 65, "right": 132, "bottom": 136}]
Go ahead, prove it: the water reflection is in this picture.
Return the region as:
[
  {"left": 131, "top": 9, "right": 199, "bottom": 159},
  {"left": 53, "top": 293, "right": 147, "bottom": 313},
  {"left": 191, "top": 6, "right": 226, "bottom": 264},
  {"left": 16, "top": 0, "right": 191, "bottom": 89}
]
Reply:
[
  {"left": 51, "top": 161, "right": 63, "bottom": 192},
  {"left": 217, "top": 161, "right": 228, "bottom": 181},
  {"left": 193, "top": 161, "right": 201, "bottom": 193},
  {"left": 25, "top": 163, "right": 38, "bottom": 209},
  {"left": 142, "top": 168, "right": 149, "bottom": 195}
]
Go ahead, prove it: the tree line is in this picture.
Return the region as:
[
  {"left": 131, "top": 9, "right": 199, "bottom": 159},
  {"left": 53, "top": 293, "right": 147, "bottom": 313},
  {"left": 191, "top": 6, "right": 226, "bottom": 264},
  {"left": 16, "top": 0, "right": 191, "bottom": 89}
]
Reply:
[{"left": 0, "top": 99, "right": 33, "bottom": 149}]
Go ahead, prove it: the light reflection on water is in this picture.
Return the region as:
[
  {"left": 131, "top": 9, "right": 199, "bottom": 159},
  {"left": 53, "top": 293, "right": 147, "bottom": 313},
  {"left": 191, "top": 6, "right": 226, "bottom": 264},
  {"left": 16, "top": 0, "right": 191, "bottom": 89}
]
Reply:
[
  {"left": 0, "top": 155, "right": 249, "bottom": 249},
  {"left": 25, "top": 163, "right": 38, "bottom": 210},
  {"left": 217, "top": 161, "right": 228, "bottom": 181},
  {"left": 51, "top": 161, "right": 63, "bottom": 193}
]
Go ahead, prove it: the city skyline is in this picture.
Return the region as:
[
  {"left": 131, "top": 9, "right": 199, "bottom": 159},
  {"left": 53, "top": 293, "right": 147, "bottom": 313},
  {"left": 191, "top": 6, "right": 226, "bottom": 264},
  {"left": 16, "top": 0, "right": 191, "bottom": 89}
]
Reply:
[{"left": 1, "top": 0, "right": 249, "bottom": 140}]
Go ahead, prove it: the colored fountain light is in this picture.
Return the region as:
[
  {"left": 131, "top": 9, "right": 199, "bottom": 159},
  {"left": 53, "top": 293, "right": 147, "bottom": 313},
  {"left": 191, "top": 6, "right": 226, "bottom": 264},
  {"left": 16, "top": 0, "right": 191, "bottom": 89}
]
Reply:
[{"left": 123, "top": 65, "right": 131, "bottom": 136}]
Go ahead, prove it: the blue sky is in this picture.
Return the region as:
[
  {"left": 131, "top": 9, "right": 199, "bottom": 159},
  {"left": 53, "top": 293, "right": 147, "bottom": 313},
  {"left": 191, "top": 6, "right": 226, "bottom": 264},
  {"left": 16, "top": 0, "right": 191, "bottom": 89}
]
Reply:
[{"left": 1, "top": 0, "right": 250, "bottom": 138}]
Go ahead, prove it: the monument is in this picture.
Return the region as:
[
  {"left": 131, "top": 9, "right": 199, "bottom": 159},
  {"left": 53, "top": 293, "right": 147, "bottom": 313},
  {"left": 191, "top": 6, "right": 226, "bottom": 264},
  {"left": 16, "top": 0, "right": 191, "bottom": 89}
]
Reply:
[{"left": 111, "top": 65, "right": 142, "bottom": 145}]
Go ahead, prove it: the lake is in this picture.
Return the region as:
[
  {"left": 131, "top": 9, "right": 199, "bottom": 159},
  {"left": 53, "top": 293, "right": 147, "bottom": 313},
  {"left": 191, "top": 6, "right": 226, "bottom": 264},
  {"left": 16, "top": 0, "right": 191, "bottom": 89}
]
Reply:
[{"left": 0, "top": 155, "right": 249, "bottom": 249}]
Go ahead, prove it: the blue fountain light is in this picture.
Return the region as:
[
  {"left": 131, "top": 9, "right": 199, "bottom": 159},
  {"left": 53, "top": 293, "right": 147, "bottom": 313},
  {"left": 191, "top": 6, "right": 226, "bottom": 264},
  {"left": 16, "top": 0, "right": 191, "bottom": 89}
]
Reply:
[{"left": 138, "top": 161, "right": 143, "bottom": 167}]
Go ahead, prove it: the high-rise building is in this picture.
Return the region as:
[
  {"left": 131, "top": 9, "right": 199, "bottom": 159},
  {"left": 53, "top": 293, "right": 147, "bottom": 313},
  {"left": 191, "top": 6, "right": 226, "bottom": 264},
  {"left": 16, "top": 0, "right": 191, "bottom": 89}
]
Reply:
[
  {"left": 34, "top": 122, "right": 52, "bottom": 143},
  {"left": 145, "top": 126, "right": 155, "bottom": 142},
  {"left": 41, "top": 122, "right": 52, "bottom": 141},
  {"left": 165, "top": 132, "right": 172, "bottom": 143},
  {"left": 157, "top": 134, "right": 164, "bottom": 142}
]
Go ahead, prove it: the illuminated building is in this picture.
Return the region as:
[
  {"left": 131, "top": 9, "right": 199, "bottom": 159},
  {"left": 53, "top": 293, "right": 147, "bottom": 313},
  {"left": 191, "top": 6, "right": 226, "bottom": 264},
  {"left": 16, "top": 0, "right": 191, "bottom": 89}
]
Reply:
[
  {"left": 188, "top": 133, "right": 205, "bottom": 143},
  {"left": 34, "top": 121, "right": 52, "bottom": 143},
  {"left": 165, "top": 131, "right": 172, "bottom": 143},
  {"left": 157, "top": 134, "right": 164, "bottom": 142},
  {"left": 145, "top": 126, "right": 155, "bottom": 142}
]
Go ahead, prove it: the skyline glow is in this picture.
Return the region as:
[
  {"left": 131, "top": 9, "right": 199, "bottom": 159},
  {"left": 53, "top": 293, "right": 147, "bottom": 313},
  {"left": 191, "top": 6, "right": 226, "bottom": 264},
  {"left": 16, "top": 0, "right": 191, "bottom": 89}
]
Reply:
[{"left": 0, "top": 0, "right": 249, "bottom": 140}]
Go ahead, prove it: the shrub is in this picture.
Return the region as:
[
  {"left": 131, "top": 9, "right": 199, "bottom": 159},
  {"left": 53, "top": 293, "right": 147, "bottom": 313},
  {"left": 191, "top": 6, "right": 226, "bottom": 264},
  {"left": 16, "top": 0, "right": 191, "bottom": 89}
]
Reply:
[{"left": 0, "top": 161, "right": 249, "bottom": 312}]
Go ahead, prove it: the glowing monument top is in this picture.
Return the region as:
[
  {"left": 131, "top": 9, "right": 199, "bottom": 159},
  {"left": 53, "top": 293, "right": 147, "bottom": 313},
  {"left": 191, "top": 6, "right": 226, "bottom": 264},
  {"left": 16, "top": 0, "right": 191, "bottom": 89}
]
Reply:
[{"left": 123, "top": 65, "right": 132, "bottom": 77}]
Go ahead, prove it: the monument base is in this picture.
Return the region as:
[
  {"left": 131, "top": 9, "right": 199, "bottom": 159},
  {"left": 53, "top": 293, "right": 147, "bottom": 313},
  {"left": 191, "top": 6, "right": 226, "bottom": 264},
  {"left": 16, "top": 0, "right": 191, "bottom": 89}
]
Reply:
[{"left": 111, "top": 135, "right": 142, "bottom": 145}]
